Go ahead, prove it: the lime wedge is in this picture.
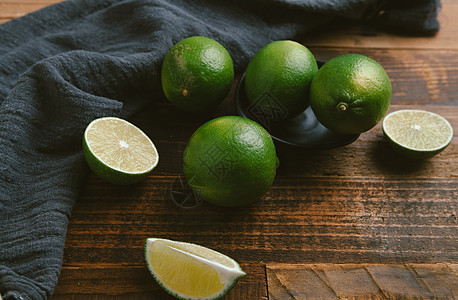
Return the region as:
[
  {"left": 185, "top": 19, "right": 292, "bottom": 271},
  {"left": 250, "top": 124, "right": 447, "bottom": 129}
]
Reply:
[
  {"left": 83, "top": 117, "right": 159, "bottom": 184},
  {"left": 382, "top": 110, "right": 453, "bottom": 159},
  {"left": 144, "top": 238, "right": 246, "bottom": 300}
]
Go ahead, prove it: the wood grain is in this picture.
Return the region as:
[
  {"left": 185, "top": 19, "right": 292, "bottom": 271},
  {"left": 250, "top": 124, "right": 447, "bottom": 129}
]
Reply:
[
  {"left": 0, "top": 0, "right": 61, "bottom": 23},
  {"left": 304, "top": 2, "right": 458, "bottom": 50},
  {"left": 53, "top": 264, "right": 266, "bottom": 299},
  {"left": 267, "top": 263, "right": 458, "bottom": 299},
  {"left": 54, "top": 104, "right": 457, "bottom": 298},
  {"left": 1, "top": 0, "right": 457, "bottom": 52},
  {"left": 1, "top": 1, "right": 457, "bottom": 299},
  {"left": 308, "top": 48, "right": 458, "bottom": 106}
]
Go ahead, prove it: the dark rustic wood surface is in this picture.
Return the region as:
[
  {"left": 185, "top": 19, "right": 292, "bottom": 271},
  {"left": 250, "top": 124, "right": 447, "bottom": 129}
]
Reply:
[{"left": 1, "top": 1, "right": 457, "bottom": 299}]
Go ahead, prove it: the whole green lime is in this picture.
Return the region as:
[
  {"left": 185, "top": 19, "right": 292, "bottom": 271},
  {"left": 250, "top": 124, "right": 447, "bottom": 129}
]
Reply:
[
  {"left": 244, "top": 40, "right": 318, "bottom": 120},
  {"left": 161, "top": 36, "right": 234, "bottom": 112},
  {"left": 310, "top": 53, "right": 392, "bottom": 135},
  {"left": 183, "top": 116, "right": 279, "bottom": 207}
]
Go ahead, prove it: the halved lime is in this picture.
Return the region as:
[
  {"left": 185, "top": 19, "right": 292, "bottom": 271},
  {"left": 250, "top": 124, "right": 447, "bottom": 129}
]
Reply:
[
  {"left": 83, "top": 117, "right": 159, "bottom": 184},
  {"left": 382, "top": 109, "right": 453, "bottom": 159},
  {"left": 144, "top": 238, "right": 246, "bottom": 300}
]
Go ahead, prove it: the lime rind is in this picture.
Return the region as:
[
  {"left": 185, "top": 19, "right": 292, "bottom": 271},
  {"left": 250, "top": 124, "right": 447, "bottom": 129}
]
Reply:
[
  {"left": 310, "top": 53, "right": 392, "bottom": 135},
  {"left": 382, "top": 109, "right": 453, "bottom": 159},
  {"left": 182, "top": 116, "right": 278, "bottom": 207},
  {"left": 244, "top": 40, "right": 318, "bottom": 121},
  {"left": 144, "top": 238, "right": 246, "bottom": 300},
  {"left": 83, "top": 117, "right": 159, "bottom": 184},
  {"left": 84, "top": 117, "right": 159, "bottom": 174},
  {"left": 161, "top": 36, "right": 234, "bottom": 112}
]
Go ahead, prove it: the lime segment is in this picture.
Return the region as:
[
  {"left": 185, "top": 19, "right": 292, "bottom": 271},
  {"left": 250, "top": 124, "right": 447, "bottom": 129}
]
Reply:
[
  {"left": 144, "top": 238, "right": 245, "bottom": 300},
  {"left": 382, "top": 109, "right": 453, "bottom": 159},
  {"left": 83, "top": 117, "right": 159, "bottom": 184}
]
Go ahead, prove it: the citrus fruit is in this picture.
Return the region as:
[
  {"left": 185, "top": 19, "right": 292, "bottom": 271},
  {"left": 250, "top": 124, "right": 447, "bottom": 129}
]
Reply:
[
  {"left": 310, "top": 53, "right": 392, "bottom": 134},
  {"left": 144, "top": 238, "right": 246, "bottom": 300},
  {"left": 183, "top": 116, "right": 278, "bottom": 207},
  {"left": 82, "top": 117, "right": 159, "bottom": 185},
  {"left": 382, "top": 109, "right": 453, "bottom": 159},
  {"left": 161, "top": 36, "right": 234, "bottom": 112},
  {"left": 244, "top": 40, "right": 318, "bottom": 121}
]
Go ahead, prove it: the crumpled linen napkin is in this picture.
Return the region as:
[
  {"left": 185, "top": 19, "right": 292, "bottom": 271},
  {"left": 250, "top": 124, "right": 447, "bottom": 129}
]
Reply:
[{"left": 0, "top": 0, "right": 440, "bottom": 299}]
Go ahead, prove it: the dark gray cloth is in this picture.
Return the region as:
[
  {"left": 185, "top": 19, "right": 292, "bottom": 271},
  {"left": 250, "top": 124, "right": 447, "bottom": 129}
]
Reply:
[{"left": 0, "top": 0, "right": 441, "bottom": 299}]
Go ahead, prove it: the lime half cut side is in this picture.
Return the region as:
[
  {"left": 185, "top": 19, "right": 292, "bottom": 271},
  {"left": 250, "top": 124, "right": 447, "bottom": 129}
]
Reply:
[
  {"left": 144, "top": 238, "right": 246, "bottom": 300},
  {"left": 83, "top": 117, "right": 159, "bottom": 184},
  {"left": 382, "top": 109, "right": 453, "bottom": 159}
]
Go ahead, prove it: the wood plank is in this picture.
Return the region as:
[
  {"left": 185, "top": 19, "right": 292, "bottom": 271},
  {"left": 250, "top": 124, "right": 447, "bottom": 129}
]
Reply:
[
  {"left": 65, "top": 175, "right": 458, "bottom": 263},
  {"left": 55, "top": 105, "right": 457, "bottom": 297},
  {"left": 304, "top": 2, "right": 458, "bottom": 50},
  {"left": 306, "top": 48, "right": 458, "bottom": 106},
  {"left": 266, "top": 263, "right": 458, "bottom": 299},
  {"left": 54, "top": 264, "right": 267, "bottom": 299},
  {"left": 1, "top": 1, "right": 457, "bottom": 52},
  {"left": 128, "top": 102, "right": 457, "bottom": 178},
  {"left": 0, "top": 0, "right": 61, "bottom": 23},
  {"left": 1, "top": 1, "right": 456, "bottom": 299}
]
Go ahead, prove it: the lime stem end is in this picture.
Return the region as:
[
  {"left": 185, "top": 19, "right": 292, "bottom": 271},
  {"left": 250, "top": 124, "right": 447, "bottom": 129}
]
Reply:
[{"left": 337, "top": 102, "right": 348, "bottom": 112}]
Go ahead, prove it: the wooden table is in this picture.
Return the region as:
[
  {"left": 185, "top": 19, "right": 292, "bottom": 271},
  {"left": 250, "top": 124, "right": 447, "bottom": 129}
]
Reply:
[{"left": 2, "top": 1, "right": 457, "bottom": 299}]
